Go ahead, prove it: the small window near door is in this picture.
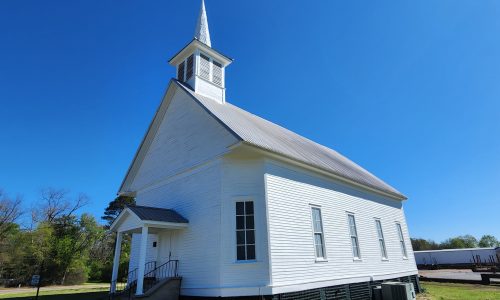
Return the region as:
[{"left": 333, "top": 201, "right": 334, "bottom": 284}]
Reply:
[{"left": 236, "top": 201, "right": 255, "bottom": 261}]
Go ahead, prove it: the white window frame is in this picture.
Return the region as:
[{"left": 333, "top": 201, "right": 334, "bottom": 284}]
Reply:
[
  {"left": 375, "top": 219, "right": 388, "bottom": 260},
  {"left": 310, "top": 206, "right": 326, "bottom": 260},
  {"left": 347, "top": 213, "right": 361, "bottom": 259},
  {"left": 235, "top": 200, "right": 256, "bottom": 262},
  {"left": 396, "top": 222, "right": 408, "bottom": 259}
]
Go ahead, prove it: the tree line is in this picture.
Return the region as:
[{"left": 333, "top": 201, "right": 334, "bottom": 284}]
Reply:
[
  {"left": 1, "top": 186, "right": 498, "bottom": 286},
  {"left": 411, "top": 234, "right": 500, "bottom": 251},
  {"left": 0, "top": 188, "right": 133, "bottom": 286}
]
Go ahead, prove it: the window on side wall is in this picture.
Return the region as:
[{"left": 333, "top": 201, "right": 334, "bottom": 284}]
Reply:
[
  {"left": 311, "top": 207, "right": 326, "bottom": 259},
  {"left": 375, "top": 219, "right": 388, "bottom": 259},
  {"left": 348, "top": 214, "right": 361, "bottom": 259},
  {"left": 236, "top": 201, "right": 255, "bottom": 261},
  {"left": 396, "top": 222, "right": 408, "bottom": 258}
]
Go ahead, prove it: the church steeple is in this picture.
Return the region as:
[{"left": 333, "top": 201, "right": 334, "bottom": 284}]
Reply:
[
  {"left": 168, "top": 0, "right": 232, "bottom": 103},
  {"left": 194, "top": 0, "right": 211, "bottom": 47}
]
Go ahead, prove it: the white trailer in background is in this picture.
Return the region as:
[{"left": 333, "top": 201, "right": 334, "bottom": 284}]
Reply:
[{"left": 414, "top": 247, "right": 500, "bottom": 267}]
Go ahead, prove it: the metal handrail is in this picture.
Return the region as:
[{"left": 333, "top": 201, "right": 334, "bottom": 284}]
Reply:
[
  {"left": 144, "top": 260, "right": 157, "bottom": 274},
  {"left": 142, "top": 260, "right": 179, "bottom": 294},
  {"left": 110, "top": 267, "right": 137, "bottom": 296}
]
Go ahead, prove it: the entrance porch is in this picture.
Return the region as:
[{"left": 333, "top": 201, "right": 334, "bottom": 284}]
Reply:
[{"left": 109, "top": 205, "right": 188, "bottom": 296}]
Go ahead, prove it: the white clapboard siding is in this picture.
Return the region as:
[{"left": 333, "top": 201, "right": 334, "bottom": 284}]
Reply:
[
  {"left": 265, "top": 160, "right": 417, "bottom": 289},
  {"left": 135, "top": 161, "right": 223, "bottom": 289},
  {"left": 129, "top": 233, "right": 159, "bottom": 273},
  {"left": 129, "top": 88, "right": 238, "bottom": 191},
  {"left": 219, "top": 156, "right": 270, "bottom": 290}
]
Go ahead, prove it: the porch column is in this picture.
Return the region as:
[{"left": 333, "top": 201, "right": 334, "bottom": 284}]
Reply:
[
  {"left": 136, "top": 226, "right": 149, "bottom": 295},
  {"left": 110, "top": 231, "right": 123, "bottom": 293}
]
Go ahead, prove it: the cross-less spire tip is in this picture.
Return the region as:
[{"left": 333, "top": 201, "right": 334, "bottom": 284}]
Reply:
[{"left": 194, "top": 0, "right": 211, "bottom": 47}]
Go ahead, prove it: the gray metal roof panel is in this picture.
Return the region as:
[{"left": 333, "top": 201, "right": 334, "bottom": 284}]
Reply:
[
  {"left": 128, "top": 205, "right": 188, "bottom": 223},
  {"left": 175, "top": 80, "right": 406, "bottom": 200}
]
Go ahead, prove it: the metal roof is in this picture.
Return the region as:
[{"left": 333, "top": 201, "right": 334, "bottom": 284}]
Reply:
[
  {"left": 175, "top": 80, "right": 406, "bottom": 200},
  {"left": 127, "top": 205, "right": 188, "bottom": 223}
]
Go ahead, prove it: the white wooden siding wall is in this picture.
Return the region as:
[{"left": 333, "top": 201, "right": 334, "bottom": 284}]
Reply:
[
  {"left": 196, "top": 78, "right": 225, "bottom": 103},
  {"left": 129, "top": 88, "right": 237, "bottom": 191},
  {"left": 126, "top": 87, "right": 241, "bottom": 294},
  {"left": 135, "top": 162, "right": 223, "bottom": 292},
  {"left": 117, "top": 211, "right": 142, "bottom": 233},
  {"left": 129, "top": 234, "right": 140, "bottom": 273},
  {"left": 128, "top": 233, "right": 159, "bottom": 273},
  {"left": 265, "top": 160, "right": 417, "bottom": 291},
  {"left": 219, "top": 156, "right": 270, "bottom": 295}
]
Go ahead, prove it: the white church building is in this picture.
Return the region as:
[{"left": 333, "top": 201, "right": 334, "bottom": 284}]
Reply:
[{"left": 110, "top": 1, "right": 419, "bottom": 299}]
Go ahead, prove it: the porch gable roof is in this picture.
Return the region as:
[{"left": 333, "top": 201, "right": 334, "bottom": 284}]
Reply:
[
  {"left": 110, "top": 205, "right": 188, "bottom": 233},
  {"left": 128, "top": 205, "right": 189, "bottom": 223}
]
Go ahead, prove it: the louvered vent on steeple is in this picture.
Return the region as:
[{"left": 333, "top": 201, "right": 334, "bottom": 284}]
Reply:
[{"left": 169, "top": 0, "right": 233, "bottom": 103}]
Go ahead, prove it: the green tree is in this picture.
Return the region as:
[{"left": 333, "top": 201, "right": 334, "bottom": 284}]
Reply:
[
  {"left": 49, "top": 214, "right": 103, "bottom": 284},
  {"left": 27, "top": 188, "right": 100, "bottom": 285},
  {"left": 102, "top": 195, "right": 135, "bottom": 228},
  {"left": 0, "top": 189, "right": 22, "bottom": 239},
  {"left": 411, "top": 238, "right": 440, "bottom": 251},
  {"left": 92, "top": 195, "right": 136, "bottom": 282},
  {"left": 478, "top": 235, "right": 500, "bottom": 247},
  {"left": 440, "top": 235, "right": 478, "bottom": 249},
  {"left": 0, "top": 188, "right": 115, "bottom": 285}
]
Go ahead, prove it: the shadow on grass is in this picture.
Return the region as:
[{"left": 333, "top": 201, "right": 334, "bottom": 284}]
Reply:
[{"left": 6, "top": 291, "right": 109, "bottom": 300}]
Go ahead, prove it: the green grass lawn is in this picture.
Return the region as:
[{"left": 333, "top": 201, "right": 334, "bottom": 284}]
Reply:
[
  {"left": 0, "top": 286, "right": 109, "bottom": 300},
  {"left": 419, "top": 282, "right": 500, "bottom": 300}
]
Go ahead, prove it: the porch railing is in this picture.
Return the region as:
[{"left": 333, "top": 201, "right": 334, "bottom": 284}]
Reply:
[
  {"left": 144, "top": 260, "right": 157, "bottom": 274},
  {"left": 109, "top": 260, "right": 156, "bottom": 297},
  {"left": 110, "top": 267, "right": 137, "bottom": 296},
  {"left": 142, "top": 260, "right": 179, "bottom": 294}
]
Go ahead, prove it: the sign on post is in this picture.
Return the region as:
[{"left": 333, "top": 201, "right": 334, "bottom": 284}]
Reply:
[{"left": 31, "top": 275, "right": 40, "bottom": 286}]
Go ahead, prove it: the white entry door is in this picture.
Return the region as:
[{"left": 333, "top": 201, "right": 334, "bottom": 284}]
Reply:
[{"left": 157, "top": 231, "right": 176, "bottom": 265}]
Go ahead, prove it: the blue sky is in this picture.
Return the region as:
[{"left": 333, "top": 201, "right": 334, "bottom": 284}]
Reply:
[{"left": 1, "top": 0, "right": 499, "bottom": 242}]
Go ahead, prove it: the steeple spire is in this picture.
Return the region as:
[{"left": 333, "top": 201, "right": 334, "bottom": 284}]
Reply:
[
  {"left": 169, "top": 0, "right": 232, "bottom": 103},
  {"left": 194, "top": 0, "right": 211, "bottom": 47}
]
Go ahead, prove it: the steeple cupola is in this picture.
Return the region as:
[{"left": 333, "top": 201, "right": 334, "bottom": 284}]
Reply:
[{"left": 169, "top": 0, "right": 232, "bottom": 103}]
